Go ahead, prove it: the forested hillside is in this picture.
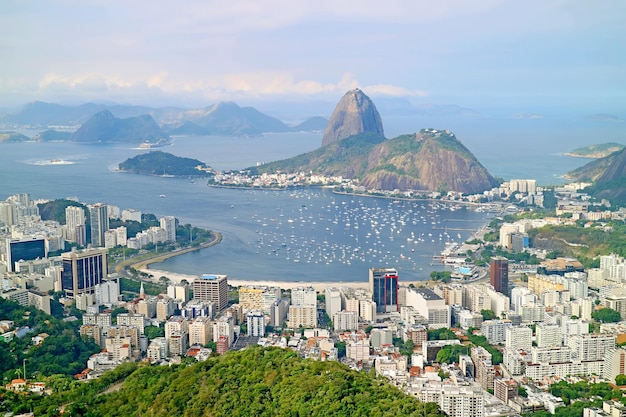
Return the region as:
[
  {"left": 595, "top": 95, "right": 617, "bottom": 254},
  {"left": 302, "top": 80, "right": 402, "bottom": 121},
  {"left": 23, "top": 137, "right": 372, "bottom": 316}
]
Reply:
[{"left": 12, "top": 347, "right": 444, "bottom": 417}]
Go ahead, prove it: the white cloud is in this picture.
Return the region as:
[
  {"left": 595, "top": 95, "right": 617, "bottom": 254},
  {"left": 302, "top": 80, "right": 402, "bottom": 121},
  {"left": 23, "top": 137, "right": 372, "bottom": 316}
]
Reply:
[
  {"left": 364, "top": 84, "right": 429, "bottom": 98},
  {"left": 22, "top": 71, "right": 427, "bottom": 105}
]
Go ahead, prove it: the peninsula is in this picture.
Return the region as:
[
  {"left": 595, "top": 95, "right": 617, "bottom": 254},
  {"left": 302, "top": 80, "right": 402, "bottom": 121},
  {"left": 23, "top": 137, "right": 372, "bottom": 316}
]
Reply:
[{"left": 564, "top": 142, "right": 625, "bottom": 159}]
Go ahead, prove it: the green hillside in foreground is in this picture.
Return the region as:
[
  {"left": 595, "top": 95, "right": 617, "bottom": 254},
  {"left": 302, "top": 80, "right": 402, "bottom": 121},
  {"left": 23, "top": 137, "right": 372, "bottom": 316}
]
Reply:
[{"left": 66, "top": 347, "right": 443, "bottom": 417}]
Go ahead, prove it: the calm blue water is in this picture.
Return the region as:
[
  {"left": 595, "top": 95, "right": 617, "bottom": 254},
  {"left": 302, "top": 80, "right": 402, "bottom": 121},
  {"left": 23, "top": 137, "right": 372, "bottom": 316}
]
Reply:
[{"left": 0, "top": 118, "right": 617, "bottom": 282}]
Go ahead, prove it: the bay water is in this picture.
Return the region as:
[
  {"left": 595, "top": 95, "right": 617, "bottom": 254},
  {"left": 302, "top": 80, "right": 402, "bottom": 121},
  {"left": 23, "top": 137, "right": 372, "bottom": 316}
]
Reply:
[{"left": 0, "top": 116, "right": 615, "bottom": 283}]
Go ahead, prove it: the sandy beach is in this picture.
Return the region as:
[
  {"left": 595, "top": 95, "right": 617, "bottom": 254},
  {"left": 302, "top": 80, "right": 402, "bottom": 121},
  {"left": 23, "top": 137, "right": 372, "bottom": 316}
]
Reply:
[
  {"left": 141, "top": 268, "right": 440, "bottom": 292},
  {"left": 141, "top": 268, "right": 371, "bottom": 291}
]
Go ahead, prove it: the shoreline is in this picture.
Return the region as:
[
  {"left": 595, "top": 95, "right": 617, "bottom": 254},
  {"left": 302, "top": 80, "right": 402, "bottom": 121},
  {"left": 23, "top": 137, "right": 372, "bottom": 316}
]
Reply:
[
  {"left": 125, "top": 232, "right": 222, "bottom": 272},
  {"left": 123, "top": 187, "right": 496, "bottom": 288},
  {"left": 138, "top": 268, "right": 444, "bottom": 292},
  {"left": 330, "top": 189, "right": 499, "bottom": 208}
]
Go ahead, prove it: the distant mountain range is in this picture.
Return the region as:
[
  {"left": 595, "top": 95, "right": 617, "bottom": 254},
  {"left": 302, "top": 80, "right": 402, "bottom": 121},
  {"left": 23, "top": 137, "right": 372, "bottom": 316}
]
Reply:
[
  {"left": 252, "top": 90, "right": 498, "bottom": 194},
  {"left": 0, "top": 100, "right": 328, "bottom": 137}
]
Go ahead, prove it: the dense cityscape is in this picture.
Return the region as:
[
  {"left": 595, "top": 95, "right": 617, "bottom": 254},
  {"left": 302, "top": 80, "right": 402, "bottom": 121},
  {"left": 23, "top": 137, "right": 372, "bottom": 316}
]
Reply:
[
  {"left": 2, "top": 2, "right": 625, "bottom": 415},
  {"left": 2, "top": 171, "right": 626, "bottom": 416}
]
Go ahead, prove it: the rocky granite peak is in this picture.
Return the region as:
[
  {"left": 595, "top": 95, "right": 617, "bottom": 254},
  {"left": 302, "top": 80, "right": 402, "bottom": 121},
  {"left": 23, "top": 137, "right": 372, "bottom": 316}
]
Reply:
[{"left": 321, "top": 89, "right": 384, "bottom": 146}]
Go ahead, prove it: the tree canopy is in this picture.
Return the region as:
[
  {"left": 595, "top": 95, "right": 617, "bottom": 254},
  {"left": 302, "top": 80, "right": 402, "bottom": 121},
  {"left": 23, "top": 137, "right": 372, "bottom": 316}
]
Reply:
[
  {"left": 6, "top": 347, "right": 446, "bottom": 417},
  {"left": 591, "top": 307, "right": 622, "bottom": 323}
]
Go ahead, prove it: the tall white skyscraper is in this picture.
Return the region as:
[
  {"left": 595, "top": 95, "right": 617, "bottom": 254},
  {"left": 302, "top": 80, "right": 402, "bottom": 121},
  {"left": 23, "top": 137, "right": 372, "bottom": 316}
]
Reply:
[
  {"left": 89, "top": 203, "right": 109, "bottom": 248},
  {"left": 66, "top": 205, "right": 86, "bottom": 246},
  {"left": 160, "top": 216, "right": 177, "bottom": 242}
]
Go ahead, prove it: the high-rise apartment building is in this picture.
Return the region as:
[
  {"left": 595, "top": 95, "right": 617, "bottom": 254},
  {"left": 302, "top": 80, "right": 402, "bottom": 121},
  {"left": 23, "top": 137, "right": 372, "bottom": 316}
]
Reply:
[
  {"left": 535, "top": 323, "right": 562, "bottom": 348},
  {"left": 369, "top": 267, "right": 399, "bottom": 313},
  {"left": 405, "top": 287, "right": 451, "bottom": 329},
  {"left": 192, "top": 274, "right": 228, "bottom": 311},
  {"left": 505, "top": 326, "right": 532, "bottom": 351},
  {"left": 603, "top": 348, "right": 626, "bottom": 383},
  {"left": 5, "top": 237, "right": 46, "bottom": 273},
  {"left": 494, "top": 378, "right": 518, "bottom": 404},
  {"left": 333, "top": 310, "right": 358, "bottom": 332},
  {"left": 291, "top": 286, "right": 317, "bottom": 307},
  {"left": 65, "top": 206, "right": 86, "bottom": 246},
  {"left": 288, "top": 305, "right": 317, "bottom": 328},
  {"left": 189, "top": 316, "right": 213, "bottom": 346},
  {"left": 246, "top": 311, "right": 265, "bottom": 336},
  {"left": 89, "top": 203, "right": 109, "bottom": 247},
  {"left": 239, "top": 286, "right": 265, "bottom": 311},
  {"left": 159, "top": 216, "right": 177, "bottom": 242},
  {"left": 61, "top": 248, "right": 108, "bottom": 298},
  {"left": 325, "top": 287, "right": 343, "bottom": 319},
  {"left": 490, "top": 257, "right": 509, "bottom": 296}
]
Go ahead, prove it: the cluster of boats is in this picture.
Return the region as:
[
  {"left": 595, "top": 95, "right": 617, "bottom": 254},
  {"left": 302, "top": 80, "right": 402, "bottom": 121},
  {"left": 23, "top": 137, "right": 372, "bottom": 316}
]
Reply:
[{"left": 241, "top": 191, "right": 492, "bottom": 272}]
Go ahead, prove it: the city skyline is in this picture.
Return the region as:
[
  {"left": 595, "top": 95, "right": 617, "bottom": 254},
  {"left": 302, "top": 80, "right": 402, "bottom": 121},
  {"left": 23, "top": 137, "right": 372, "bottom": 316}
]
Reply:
[{"left": 1, "top": 1, "right": 624, "bottom": 115}]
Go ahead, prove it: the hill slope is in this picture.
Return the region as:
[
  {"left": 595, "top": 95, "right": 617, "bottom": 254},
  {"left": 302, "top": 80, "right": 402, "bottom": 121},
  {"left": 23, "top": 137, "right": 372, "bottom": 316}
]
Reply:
[
  {"left": 82, "top": 347, "right": 444, "bottom": 417},
  {"left": 251, "top": 132, "right": 386, "bottom": 178},
  {"left": 165, "top": 101, "right": 291, "bottom": 136},
  {"left": 567, "top": 147, "right": 626, "bottom": 204},
  {"left": 253, "top": 129, "right": 497, "bottom": 194},
  {"left": 32, "top": 129, "right": 73, "bottom": 141},
  {"left": 0, "top": 131, "right": 31, "bottom": 142},
  {"left": 361, "top": 129, "right": 498, "bottom": 194},
  {"left": 70, "top": 110, "right": 170, "bottom": 144}
]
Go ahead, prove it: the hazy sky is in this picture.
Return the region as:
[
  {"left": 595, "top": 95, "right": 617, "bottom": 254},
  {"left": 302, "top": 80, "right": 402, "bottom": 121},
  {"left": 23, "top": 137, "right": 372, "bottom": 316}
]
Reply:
[{"left": 1, "top": 0, "right": 624, "bottom": 112}]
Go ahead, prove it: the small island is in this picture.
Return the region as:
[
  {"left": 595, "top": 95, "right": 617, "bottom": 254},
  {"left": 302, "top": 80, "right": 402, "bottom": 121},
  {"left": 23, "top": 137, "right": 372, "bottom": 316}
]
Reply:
[
  {"left": 118, "top": 150, "right": 215, "bottom": 177},
  {"left": 564, "top": 142, "right": 625, "bottom": 159}
]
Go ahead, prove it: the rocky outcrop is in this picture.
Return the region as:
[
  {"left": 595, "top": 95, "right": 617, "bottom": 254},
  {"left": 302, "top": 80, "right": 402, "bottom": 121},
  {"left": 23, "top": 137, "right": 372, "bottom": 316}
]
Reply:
[
  {"left": 252, "top": 90, "right": 497, "bottom": 194},
  {"left": 253, "top": 128, "right": 498, "bottom": 194},
  {"left": 321, "top": 89, "right": 384, "bottom": 146},
  {"left": 360, "top": 130, "right": 499, "bottom": 194}
]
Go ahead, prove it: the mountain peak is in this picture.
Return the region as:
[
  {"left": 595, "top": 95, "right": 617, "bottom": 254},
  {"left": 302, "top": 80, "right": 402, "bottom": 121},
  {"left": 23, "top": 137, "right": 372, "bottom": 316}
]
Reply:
[
  {"left": 321, "top": 89, "right": 384, "bottom": 147},
  {"left": 70, "top": 111, "right": 169, "bottom": 144}
]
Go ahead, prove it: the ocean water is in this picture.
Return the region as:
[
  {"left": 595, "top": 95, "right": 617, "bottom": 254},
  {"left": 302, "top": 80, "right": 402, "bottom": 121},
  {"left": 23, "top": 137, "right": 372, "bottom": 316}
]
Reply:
[{"left": 0, "top": 118, "right": 614, "bottom": 283}]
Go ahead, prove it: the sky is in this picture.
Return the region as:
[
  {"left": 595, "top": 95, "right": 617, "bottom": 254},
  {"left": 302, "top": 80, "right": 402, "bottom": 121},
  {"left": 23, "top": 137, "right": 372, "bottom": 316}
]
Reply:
[{"left": 1, "top": 0, "right": 625, "bottom": 114}]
